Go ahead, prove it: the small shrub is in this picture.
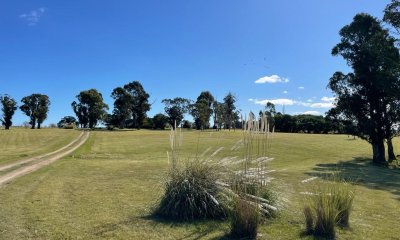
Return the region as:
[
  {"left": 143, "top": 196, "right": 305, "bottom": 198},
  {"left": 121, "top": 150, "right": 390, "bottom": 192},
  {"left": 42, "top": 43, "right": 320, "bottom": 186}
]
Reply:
[{"left": 230, "top": 198, "right": 259, "bottom": 239}]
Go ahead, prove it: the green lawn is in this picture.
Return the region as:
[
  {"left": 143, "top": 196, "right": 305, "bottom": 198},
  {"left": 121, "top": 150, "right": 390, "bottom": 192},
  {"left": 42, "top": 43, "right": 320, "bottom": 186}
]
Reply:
[
  {"left": 0, "top": 128, "right": 81, "bottom": 165},
  {"left": 0, "top": 130, "right": 399, "bottom": 239}
]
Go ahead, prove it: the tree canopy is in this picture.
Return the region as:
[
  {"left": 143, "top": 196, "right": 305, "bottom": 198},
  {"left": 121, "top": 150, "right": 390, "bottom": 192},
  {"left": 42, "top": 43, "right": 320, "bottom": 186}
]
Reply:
[
  {"left": 72, "top": 89, "right": 109, "bottom": 128},
  {"left": 20, "top": 94, "right": 50, "bottom": 129},
  {"left": 0, "top": 95, "right": 17, "bottom": 130},
  {"left": 162, "top": 97, "right": 191, "bottom": 129}
]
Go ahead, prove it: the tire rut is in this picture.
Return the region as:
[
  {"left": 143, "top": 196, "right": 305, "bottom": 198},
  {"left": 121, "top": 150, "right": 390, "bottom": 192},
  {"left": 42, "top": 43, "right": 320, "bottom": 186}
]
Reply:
[{"left": 0, "top": 131, "right": 90, "bottom": 186}]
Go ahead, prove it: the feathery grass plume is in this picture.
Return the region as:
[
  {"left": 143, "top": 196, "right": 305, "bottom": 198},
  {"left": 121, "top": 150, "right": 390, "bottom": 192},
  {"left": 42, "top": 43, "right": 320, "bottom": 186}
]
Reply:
[
  {"left": 228, "top": 112, "right": 275, "bottom": 238},
  {"left": 155, "top": 123, "right": 226, "bottom": 221}
]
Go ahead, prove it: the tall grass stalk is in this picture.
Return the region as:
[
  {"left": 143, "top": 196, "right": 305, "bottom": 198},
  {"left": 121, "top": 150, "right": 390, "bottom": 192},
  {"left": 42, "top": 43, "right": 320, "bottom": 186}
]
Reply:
[{"left": 228, "top": 112, "right": 275, "bottom": 238}]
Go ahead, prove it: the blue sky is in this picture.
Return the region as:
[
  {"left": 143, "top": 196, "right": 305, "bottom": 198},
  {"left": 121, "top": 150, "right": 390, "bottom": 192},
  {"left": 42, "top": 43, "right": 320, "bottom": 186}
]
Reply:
[{"left": 0, "top": 0, "right": 390, "bottom": 125}]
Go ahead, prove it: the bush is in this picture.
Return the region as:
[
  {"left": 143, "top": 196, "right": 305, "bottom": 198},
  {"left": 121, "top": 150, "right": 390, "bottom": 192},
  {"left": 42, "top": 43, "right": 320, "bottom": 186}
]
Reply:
[
  {"left": 154, "top": 160, "right": 226, "bottom": 221},
  {"left": 229, "top": 198, "right": 259, "bottom": 239}
]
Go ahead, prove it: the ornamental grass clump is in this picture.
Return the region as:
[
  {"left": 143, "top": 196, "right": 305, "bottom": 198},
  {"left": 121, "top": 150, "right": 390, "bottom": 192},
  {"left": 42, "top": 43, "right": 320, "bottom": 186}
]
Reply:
[
  {"left": 227, "top": 112, "right": 276, "bottom": 239},
  {"left": 303, "top": 179, "right": 355, "bottom": 238},
  {"left": 154, "top": 125, "right": 226, "bottom": 221}
]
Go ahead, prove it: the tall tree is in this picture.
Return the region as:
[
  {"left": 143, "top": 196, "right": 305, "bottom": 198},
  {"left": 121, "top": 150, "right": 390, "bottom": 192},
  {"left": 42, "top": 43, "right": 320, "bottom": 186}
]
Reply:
[
  {"left": 162, "top": 97, "right": 191, "bottom": 129},
  {"left": 123, "top": 81, "right": 151, "bottom": 129},
  {"left": 212, "top": 100, "right": 224, "bottom": 130},
  {"left": 72, "top": 89, "right": 108, "bottom": 129},
  {"left": 0, "top": 95, "right": 17, "bottom": 130},
  {"left": 384, "top": 0, "right": 400, "bottom": 33},
  {"left": 328, "top": 14, "right": 400, "bottom": 165},
  {"left": 20, "top": 94, "right": 50, "bottom": 129},
  {"left": 191, "top": 91, "right": 214, "bottom": 130},
  {"left": 223, "top": 92, "right": 237, "bottom": 130},
  {"left": 111, "top": 87, "right": 133, "bottom": 128}
]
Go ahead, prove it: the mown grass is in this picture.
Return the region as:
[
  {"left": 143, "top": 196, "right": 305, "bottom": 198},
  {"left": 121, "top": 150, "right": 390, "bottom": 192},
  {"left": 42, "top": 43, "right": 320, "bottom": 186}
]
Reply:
[
  {"left": 0, "top": 130, "right": 399, "bottom": 239},
  {"left": 0, "top": 128, "right": 80, "bottom": 165}
]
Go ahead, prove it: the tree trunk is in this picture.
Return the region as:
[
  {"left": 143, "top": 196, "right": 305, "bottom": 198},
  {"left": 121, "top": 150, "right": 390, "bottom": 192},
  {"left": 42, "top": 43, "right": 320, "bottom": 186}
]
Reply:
[
  {"left": 31, "top": 119, "right": 36, "bottom": 129},
  {"left": 5, "top": 125, "right": 10, "bottom": 130},
  {"left": 387, "top": 138, "right": 396, "bottom": 162},
  {"left": 372, "top": 141, "right": 386, "bottom": 165},
  {"left": 37, "top": 122, "right": 41, "bottom": 129}
]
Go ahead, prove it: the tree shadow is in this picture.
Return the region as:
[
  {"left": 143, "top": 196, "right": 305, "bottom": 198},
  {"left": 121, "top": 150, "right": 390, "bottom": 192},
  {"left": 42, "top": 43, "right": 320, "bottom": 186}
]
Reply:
[{"left": 305, "top": 157, "right": 400, "bottom": 200}]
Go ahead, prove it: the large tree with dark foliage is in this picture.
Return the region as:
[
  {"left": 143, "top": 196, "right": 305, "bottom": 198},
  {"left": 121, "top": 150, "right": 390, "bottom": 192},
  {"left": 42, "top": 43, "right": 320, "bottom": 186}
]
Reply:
[
  {"left": 223, "top": 92, "right": 237, "bottom": 130},
  {"left": 20, "top": 94, "right": 50, "bottom": 129},
  {"left": 72, "top": 89, "right": 108, "bottom": 128},
  {"left": 123, "top": 81, "right": 151, "bottom": 129},
  {"left": 191, "top": 91, "right": 214, "bottom": 130},
  {"left": 111, "top": 87, "right": 133, "bottom": 128},
  {"left": 328, "top": 13, "right": 400, "bottom": 165},
  {"left": 162, "top": 97, "right": 191, "bottom": 129},
  {"left": 0, "top": 95, "right": 17, "bottom": 130},
  {"left": 384, "top": 0, "right": 400, "bottom": 33}
]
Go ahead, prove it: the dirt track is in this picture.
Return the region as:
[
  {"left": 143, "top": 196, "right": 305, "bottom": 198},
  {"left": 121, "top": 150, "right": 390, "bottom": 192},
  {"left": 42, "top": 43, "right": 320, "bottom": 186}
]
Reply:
[{"left": 0, "top": 131, "right": 90, "bottom": 185}]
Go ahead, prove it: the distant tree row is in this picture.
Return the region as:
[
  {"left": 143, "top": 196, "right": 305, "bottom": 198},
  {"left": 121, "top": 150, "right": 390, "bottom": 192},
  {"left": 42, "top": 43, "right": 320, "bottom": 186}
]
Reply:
[{"left": 0, "top": 94, "right": 50, "bottom": 129}]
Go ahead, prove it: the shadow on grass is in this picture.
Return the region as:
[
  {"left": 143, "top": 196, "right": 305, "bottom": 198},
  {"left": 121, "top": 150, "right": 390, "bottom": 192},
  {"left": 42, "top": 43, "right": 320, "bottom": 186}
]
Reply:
[{"left": 306, "top": 157, "right": 400, "bottom": 200}]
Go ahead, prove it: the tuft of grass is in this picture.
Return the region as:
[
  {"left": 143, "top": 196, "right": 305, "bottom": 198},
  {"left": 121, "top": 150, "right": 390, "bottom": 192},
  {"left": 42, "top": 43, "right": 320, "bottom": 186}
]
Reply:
[
  {"left": 303, "top": 206, "right": 314, "bottom": 234},
  {"left": 313, "top": 190, "right": 338, "bottom": 238},
  {"left": 155, "top": 125, "right": 226, "bottom": 221},
  {"left": 154, "top": 159, "right": 226, "bottom": 221},
  {"left": 229, "top": 197, "right": 259, "bottom": 239},
  {"left": 303, "top": 179, "right": 355, "bottom": 238}
]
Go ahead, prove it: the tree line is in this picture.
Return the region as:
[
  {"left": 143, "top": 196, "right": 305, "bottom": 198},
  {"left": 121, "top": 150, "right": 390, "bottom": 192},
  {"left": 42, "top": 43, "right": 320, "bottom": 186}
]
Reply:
[
  {"left": 0, "top": 94, "right": 50, "bottom": 129},
  {"left": 0, "top": 81, "right": 241, "bottom": 131}
]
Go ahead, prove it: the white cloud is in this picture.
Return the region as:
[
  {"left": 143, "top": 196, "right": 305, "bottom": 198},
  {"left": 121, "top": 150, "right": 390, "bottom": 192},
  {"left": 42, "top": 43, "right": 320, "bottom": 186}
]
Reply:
[
  {"left": 250, "top": 98, "right": 295, "bottom": 106},
  {"left": 302, "top": 111, "right": 321, "bottom": 115},
  {"left": 298, "top": 86, "right": 305, "bottom": 90},
  {"left": 255, "top": 75, "right": 289, "bottom": 84},
  {"left": 321, "top": 96, "right": 335, "bottom": 102},
  {"left": 310, "top": 102, "right": 334, "bottom": 108},
  {"left": 20, "top": 7, "right": 46, "bottom": 26},
  {"left": 283, "top": 90, "right": 288, "bottom": 94},
  {"left": 249, "top": 97, "right": 335, "bottom": 109}
]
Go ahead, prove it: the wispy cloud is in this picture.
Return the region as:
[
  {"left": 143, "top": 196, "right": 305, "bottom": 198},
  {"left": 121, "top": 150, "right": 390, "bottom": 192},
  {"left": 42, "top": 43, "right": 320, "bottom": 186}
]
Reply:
[
  {"left": 321, "top": 96, "right": 335, "bottom": 102},
  {"left": 298, "top": 86, "right": 305, "bottom": 90},
  {"left": 302, "top": 111, "right": 321, "bottom": 115},
  {"left": 20, "top": 7, "right": 46, "bottom": 26},
  {"left": 255, "top": 74, "right": 289, "bottom": 84},
  {"left": 249, "top": 98, "right": 335, "bottom": 108},
  {"left": 283, "top": 90, "right": 288, "bottom": 94},
  {"left": 309, "top": 102, "right": 334, "bottom": 108},
  {"left": 249, "top": 98, "right": 295, "bottom": 106}
]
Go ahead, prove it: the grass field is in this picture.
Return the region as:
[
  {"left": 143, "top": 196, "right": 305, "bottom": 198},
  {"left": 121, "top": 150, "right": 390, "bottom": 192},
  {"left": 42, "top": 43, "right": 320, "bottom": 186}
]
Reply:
[
  {"left": 0, "top": 130, "right": 399, "bottom": 239},
  {"left": 0, "top": 129, "right": 81, "bottom": 165}
]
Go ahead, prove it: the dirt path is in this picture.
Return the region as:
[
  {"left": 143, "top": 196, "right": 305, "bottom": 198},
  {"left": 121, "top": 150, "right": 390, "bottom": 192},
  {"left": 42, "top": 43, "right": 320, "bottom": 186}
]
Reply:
[
  {"left": 0, "top": 131, "right": 90, "bottom": 185},
  {"left": 0, "top": 131, "right": 85, "bottom": 172}
]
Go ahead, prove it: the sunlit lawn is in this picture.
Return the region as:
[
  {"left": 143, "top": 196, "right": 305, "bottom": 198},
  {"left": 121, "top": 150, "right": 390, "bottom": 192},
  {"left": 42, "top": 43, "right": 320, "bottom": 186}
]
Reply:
[{"left": 0, "top": 130, "right": 398, "bottom": 239}]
